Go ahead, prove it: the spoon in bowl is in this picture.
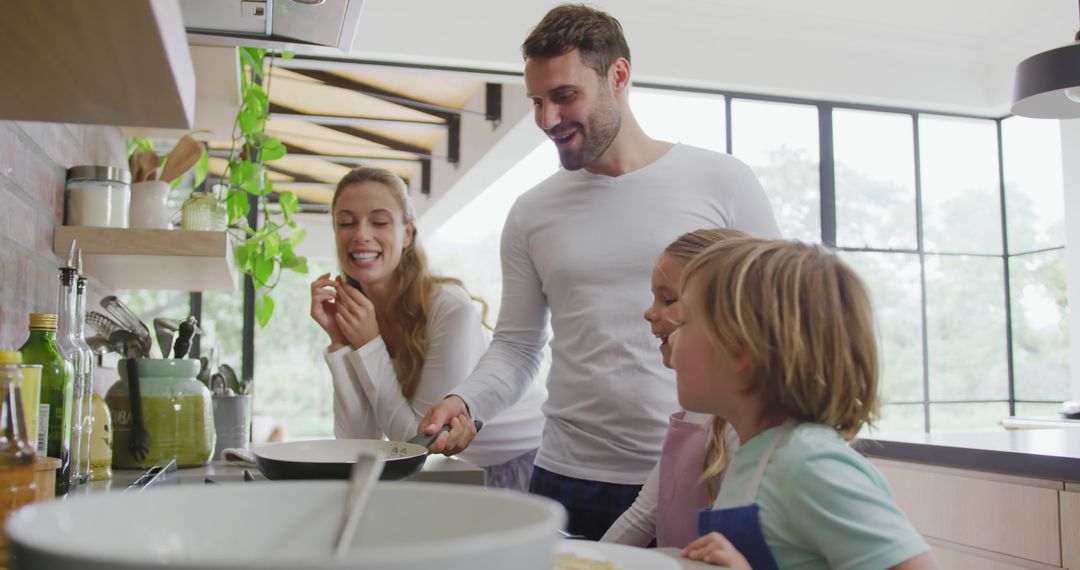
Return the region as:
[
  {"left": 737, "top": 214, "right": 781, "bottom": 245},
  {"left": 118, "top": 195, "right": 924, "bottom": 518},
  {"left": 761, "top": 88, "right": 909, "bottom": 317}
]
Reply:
[{"left": 333, "top": 450, "right": 387, "bottom": 560}]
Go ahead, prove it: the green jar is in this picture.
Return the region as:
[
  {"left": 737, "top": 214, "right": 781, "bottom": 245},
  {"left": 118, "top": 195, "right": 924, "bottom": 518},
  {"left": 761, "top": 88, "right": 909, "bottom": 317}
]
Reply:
[{"left": 107, "top": 358, "right": 215, "bottom": 468}]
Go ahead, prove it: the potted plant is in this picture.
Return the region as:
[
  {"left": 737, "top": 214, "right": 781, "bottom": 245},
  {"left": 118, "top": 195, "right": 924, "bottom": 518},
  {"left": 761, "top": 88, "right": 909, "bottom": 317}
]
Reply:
[{"left": 221, "top": 47, "right": 309, "bottom": 327}]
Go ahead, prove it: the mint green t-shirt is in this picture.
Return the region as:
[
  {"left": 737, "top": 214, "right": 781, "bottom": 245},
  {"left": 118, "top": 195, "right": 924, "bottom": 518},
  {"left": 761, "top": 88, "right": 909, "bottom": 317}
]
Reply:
[{"left": 711, "top": 423, "right": 928, "bottom": 570}]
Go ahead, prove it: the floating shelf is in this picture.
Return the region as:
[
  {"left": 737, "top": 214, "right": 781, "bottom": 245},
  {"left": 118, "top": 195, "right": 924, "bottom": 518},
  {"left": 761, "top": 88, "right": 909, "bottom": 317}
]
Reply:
[{"left": 53, "top": 227, "right": 236, "bottom": 292}]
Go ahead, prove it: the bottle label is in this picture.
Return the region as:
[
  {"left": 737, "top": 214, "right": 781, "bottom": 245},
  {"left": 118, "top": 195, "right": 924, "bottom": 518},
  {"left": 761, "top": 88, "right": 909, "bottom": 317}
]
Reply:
[{"left": 37, "top": 404, "right": 49, "bottom": 455}]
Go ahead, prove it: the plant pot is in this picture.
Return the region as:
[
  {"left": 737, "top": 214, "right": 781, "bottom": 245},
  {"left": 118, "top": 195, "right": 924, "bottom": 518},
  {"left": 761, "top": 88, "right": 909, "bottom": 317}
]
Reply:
[{"left": 106, "top": 358, "right": 215, "bottom": 469}]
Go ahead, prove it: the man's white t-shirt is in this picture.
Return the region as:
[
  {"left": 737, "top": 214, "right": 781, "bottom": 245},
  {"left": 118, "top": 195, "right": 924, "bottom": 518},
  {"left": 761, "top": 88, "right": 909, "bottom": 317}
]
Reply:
[{"left": 456, "top": 143, "right": 781, "bottom": 484}]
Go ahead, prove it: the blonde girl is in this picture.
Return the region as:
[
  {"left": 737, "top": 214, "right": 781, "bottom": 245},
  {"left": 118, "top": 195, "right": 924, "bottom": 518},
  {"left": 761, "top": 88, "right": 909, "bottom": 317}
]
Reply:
[
  {"left": 310, "top": 167, "right": 546, "bottom": 490},
  {"left": 602, "top": 228, "right": 745, "bottom": 548},
  {"left": 673, "top": 238, "right": 935, "bottom": 569}
]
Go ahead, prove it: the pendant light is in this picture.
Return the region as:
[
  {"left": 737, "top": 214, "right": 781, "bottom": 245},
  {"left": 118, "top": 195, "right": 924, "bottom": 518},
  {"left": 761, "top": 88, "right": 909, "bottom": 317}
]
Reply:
[{"left": 1012, "top": 0, "right": 1080, "bottom": 118}]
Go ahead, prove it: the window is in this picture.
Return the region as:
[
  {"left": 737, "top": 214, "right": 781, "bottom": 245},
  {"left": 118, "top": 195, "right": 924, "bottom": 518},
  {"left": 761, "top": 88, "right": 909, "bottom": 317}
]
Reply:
[{"left": 731, "top": 99, "right": 821, "bottom": 243}]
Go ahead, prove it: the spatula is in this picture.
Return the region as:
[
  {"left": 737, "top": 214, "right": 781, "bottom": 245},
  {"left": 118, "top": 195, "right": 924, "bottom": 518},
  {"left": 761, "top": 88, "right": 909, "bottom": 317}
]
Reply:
[{"left": 333, "top": 450, "right": 386, "bottom": 560}]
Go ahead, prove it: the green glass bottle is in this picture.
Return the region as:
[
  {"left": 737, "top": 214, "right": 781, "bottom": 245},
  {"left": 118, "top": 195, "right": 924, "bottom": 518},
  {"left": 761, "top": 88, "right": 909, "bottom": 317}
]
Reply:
[{"left": 18, "top": 314, "right": 73, "bottom": 496}]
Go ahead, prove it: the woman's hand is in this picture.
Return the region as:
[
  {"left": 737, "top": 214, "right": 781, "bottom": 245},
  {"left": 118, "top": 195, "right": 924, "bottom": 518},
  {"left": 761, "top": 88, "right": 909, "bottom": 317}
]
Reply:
[
  {"left": 333, "top": 277, "right": 380, "bottom": 348},
  {"left": 310, "top": 273, "right": 347, "bottom": 350},
  {"left": 682, "top": 532, "right": 752, "bottom": 569}
]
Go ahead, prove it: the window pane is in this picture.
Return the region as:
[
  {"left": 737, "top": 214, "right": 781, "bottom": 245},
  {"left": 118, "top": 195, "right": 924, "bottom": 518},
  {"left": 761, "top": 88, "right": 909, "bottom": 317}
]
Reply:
[
  {"left": 1010, "top": 249, "right": 1070, "bottom": 401},
  {"left": 833, "top": 109, "right": 916, "bottom": 249},
  {"left": 631, "top": 89, "right": 726, "bottom": 153},
  {"left": 1014, "top": 402, "right": 1065, "bottom": 418},
  {"left": 114, "top": 290, "right": 190, "bottom": 361},
  {"left": 1001, "top": 116, "right": 1066, "bottom": 253},
  {"left": 918, "top": 115, "right": 1002, "bottom": 254},
  {"left": 840, "top": 252, "right": 923, "bottom": 403},
  {"left": 200, "top": 287, "right": 244, "bottom": 385},
  {"left": 929, "top": 402, "right": 1009, "bottom": 432},
  {"left": 924, "top": 255, "right": 1008, "bottom": 400},
  {"left": 865, "top": 403, "right": 925, "bottom": 435},
  {"left": 731, "top": 99, "right": 820, "bottom": 242},
  {"left": 253, "top": 259, "right": 336, "bottom": 439}
]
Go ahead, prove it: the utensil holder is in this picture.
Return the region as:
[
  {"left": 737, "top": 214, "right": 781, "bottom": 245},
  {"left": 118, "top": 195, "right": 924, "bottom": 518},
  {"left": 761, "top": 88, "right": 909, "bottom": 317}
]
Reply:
[
  {"left": 129, "top": 181, "right": 172, "bottom": 229},
  {"left": 212, "top": 394, "right": 252, "bottom": 460}
]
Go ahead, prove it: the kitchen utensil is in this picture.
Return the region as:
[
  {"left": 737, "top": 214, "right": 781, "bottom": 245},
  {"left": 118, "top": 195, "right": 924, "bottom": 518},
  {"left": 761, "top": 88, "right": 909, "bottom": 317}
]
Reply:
[
  {"left": 253, "top": 421, "right": 482, "bottom": 481},
  {"left": 86, "top": 311, "right": 125, "bottom": 339},
  {"left": 218, "top": 363, "right": 238, "bottom": 393},
  {"left": 333, "top": 450, "right": 386, "bottom": 560},
  {"left": 159, "top": 135, "right": 203, "bottom": 184},
  {"left": 84, "top": 335, "right": 110, "bottom": 354},
  {"left": 7, "top": 481, "right": 565, "bottom": 570},
  {"left": 209, "top": 373, "right": 229, "bottom": 396},
  {"left": 109, "top": 331, "right": 150, "bottom": 461},
  {"left": 172, "top": 316, "right": 198, "bottom": 359},
  {"left": 153, "top": 318, "right": 180, "bottom": 359},
  {"left": 101, "top": 296, "right": 152, "bottom": 357},
  {"left": 135, "top": 151, "right": 159, "bottom": 183}
]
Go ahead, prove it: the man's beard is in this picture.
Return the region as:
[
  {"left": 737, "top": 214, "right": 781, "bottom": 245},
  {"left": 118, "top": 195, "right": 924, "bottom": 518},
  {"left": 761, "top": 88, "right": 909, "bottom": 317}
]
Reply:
[{"left": 558, "top": 95, "right": 621, "bottom": 171}]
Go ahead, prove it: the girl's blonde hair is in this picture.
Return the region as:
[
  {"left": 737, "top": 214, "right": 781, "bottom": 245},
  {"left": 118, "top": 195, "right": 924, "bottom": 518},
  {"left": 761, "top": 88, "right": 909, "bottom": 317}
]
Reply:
[
  {"left": 332, "top": 167, "right": 490, "bottom": 401},
  {"left": 662, "top": 228, "right": 749, "bottom": 501},
  {"left": 680, "top": 238, "right": 879, "bottom": 440}
]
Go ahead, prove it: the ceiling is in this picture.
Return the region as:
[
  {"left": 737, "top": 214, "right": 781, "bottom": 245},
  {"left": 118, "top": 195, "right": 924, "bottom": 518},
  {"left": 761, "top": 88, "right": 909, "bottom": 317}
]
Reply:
[
  {"left": 199, "top": 0, "right": 1076, "bottom": 213},
  {"left": 205, "top": 64, "right": 494, "bottom": 206},
  {"left": 347, "top": 0, "right": 1077, "bottom": 115}
]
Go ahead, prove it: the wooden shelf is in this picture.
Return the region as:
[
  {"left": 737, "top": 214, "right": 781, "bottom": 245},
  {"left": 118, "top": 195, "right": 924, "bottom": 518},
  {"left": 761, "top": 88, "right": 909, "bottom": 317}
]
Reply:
[
  {"left": 0, "top": 0, "right": 195, "bottom": 128},
  {"left": 53, "top": 227, "right": 236, "bottom": 292}
]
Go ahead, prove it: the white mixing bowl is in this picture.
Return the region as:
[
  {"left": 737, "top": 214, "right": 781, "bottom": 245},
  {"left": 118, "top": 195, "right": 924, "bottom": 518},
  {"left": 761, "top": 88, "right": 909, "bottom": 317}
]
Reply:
[{"left": 7, "top": 481, "right": 566, "bottom": 570}]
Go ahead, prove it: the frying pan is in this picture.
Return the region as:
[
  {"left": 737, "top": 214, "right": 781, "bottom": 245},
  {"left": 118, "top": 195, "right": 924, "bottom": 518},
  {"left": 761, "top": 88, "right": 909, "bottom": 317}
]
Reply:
[{"left": 254, "top": 421, "right": 483, "bottom": 481}]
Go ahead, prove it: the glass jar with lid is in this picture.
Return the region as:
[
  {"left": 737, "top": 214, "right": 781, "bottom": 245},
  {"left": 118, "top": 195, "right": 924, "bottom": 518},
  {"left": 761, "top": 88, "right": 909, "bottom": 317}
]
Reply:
[{"left": 65, "top": 166, "right": 132, "bottom": 228}]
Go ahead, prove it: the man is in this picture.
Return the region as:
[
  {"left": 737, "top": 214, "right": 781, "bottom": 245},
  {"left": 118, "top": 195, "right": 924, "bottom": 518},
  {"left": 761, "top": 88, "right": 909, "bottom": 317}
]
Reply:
[{"left": 421, "top": 4, "right": 780, "bottom": 539}]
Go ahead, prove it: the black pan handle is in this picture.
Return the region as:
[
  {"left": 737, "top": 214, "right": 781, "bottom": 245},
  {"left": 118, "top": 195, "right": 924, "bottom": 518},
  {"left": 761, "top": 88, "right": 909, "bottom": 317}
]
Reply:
[{"left": 408, "top": 420, "right": 483, "bottom": 449}]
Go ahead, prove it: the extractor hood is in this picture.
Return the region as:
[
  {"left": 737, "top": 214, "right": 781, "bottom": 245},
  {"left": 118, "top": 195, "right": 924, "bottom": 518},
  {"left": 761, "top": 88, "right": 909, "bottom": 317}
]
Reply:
[{"left": 180, "top": 0, "right": 364, "bottom": 53}]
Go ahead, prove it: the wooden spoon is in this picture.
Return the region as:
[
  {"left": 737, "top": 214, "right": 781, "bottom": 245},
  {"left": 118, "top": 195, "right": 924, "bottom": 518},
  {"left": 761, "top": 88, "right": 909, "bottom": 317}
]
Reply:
[
  {"left": 136, "top": 151, "right": 159, "bottom": 182},
  {"left": 159, "top": 135, "right": 203, "bottom": 184}
]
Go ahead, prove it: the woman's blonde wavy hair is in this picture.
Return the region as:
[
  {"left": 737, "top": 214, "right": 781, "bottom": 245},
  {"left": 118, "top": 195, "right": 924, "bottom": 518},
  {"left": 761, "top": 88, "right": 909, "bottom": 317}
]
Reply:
[
  {"left": 680, "top": 238, "right": 880, "bottom": 442},
  {"left": 662, "top": 228, "right": 748, "bottom": 501},
  {"left": 331, "top": 167, "right": 490, "bottom": 401}
]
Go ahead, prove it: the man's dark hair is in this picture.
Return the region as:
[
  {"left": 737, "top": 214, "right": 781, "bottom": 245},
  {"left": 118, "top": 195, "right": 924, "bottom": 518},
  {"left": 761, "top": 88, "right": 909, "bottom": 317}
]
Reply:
[{"left": 521, "top": 4, "right": 631, "bottom": 79}]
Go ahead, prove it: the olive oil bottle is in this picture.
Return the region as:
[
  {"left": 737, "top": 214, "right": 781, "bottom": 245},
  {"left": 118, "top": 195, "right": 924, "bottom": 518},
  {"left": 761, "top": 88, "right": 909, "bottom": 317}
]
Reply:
[{"left": 18, "top": 314, "right": 72, "bottom": 496}]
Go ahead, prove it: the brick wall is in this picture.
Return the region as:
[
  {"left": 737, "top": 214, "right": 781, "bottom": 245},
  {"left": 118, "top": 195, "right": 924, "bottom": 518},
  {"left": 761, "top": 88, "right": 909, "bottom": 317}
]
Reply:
[{"left": 0, "top": 121, "right": 124, "bottom": 349}]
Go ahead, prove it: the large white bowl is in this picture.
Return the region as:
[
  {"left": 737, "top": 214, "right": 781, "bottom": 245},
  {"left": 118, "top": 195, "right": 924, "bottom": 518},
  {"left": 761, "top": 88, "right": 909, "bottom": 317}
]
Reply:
[{"left": 7, "top": 481, "right": 566, "bottom": 570}]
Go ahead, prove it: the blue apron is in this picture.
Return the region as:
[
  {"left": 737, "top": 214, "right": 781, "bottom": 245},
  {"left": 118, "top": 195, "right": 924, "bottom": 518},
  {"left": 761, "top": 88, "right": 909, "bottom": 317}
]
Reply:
[{"left": 697, "top": 421, "right": 794, "bottom": 570}]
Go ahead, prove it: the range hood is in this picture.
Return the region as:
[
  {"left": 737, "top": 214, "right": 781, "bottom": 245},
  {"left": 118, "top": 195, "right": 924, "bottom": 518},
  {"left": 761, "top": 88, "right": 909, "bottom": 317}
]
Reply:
[{"left": 180, "top": 0, "right": 364, "bottom": 53}]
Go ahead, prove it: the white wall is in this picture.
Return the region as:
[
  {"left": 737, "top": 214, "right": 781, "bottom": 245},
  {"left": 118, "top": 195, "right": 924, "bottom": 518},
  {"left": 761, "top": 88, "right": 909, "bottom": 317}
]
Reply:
[{"left": 1062, "top": 119, "right": 1080, "bottom": 401}]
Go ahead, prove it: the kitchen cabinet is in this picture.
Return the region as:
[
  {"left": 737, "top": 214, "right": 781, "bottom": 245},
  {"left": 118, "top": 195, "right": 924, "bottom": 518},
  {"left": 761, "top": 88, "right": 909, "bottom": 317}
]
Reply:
[
  {"left": 1063, "top": 490, "right": 1080, "bottom": 569},
  {"left": 53, "top": 226, "right": 236, "bottom": 292},
  {"left": 0, "top": 0, "right": 195, "bottom": 129},
  {"left": 871, "top": 459, "right": 1062, "bottom": 567}
]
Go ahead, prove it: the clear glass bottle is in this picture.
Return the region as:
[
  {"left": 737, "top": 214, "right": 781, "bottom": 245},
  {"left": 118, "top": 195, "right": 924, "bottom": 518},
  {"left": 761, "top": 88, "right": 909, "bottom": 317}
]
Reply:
[
  {"left": 55, "top": 264, "right": 85, "bottom": 489},
  {"left": 17, "top": 315, "right": 72, "bottom": 497},
  {"left": 0, "top": 350, "right": 37, "bottom": 549},
  {"left": 74, "top": 259, "right": 94, "bottom": 485},
  {"left": 88, "top": 391, "right": 112, "bottom": 481}
]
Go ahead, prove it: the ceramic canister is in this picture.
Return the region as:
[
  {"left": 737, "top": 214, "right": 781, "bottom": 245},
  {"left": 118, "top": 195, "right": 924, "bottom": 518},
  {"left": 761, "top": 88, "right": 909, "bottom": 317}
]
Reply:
[{"left": 107, "top": 358, "right": 215, "bottom": 469}]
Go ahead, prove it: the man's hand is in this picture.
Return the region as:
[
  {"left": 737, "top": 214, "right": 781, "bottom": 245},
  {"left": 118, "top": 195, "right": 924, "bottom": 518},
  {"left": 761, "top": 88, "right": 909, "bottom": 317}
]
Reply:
[
  {"left": 419, "top": 396, "right": 478, "bottom": 455},
  {"left": 682, "top": 532, "right": 752, "bottom": 569}
]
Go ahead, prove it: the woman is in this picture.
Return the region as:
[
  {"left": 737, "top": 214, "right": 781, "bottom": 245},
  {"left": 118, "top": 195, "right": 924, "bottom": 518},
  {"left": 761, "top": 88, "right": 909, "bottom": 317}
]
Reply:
[{"left": 311, "top": 167, "right": 545, "bottom": 490}]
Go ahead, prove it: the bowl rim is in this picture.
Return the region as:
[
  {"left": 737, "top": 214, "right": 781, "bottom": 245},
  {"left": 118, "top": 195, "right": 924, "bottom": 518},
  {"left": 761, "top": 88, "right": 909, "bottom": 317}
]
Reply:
[{"left": 7, "top": 480, "right": 567, "bottom": 568}]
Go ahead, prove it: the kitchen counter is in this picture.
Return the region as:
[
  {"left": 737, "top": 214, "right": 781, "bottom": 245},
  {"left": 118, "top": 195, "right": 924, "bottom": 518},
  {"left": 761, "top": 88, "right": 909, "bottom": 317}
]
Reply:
[
  {"left": 69, "top": 454, "right": 485, "bottom": 494},
  {"left": 854, "top": 428, "right": 1080, "bottom": 483}
]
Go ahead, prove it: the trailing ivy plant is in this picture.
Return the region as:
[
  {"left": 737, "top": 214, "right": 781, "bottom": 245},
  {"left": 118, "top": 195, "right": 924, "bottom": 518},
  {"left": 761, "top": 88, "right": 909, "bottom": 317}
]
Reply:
[{"left": 223, "top": 47, "right": 309, "bottom": 327}]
